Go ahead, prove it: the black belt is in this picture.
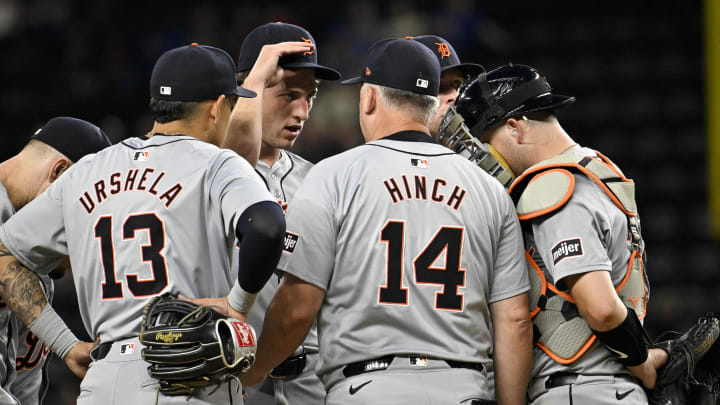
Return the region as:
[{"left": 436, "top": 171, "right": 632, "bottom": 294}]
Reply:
[
  {"left": 545, "top": 372, "right": 637, "bottom": 389},
  {"left": 270, "top": 346, "right": 319, "bottom": 379},
  {"left": 90, "top": 341, "right": 113, "bottom": 361},
  {"left": 269, "top": 352, "right": 307, "bottom": 379},
  {"left": 342, "top": 355, "right": 484, "bottom": 378}
]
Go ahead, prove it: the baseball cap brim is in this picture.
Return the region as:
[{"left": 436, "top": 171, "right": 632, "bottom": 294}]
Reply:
[
  {"left": 445, "top": 62, "right": 485, "bottom": 77},
  {"left": 340, "top": 76, "right": 363, "bottom": 85},
  {"left": 281, "top": 61, "right": 341, "bottom": 81},
  {"left": 234, "top": 85, "right": 257, "bottom": 98}
]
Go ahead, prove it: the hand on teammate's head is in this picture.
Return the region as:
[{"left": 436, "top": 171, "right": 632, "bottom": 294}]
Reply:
[{"left": 245, "top": 42, "right": 315, "bottom": 89}]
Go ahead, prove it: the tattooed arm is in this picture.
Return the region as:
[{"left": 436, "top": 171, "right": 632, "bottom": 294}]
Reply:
[
  {"left": 0, "top": 241, "right": 95, "bottom": 377},
  {"left": 0, "top": 242, "right": 46, "bottom": 325}
]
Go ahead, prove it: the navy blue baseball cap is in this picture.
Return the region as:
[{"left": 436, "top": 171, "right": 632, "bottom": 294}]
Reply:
[
  {"left": 151, "top": 43, "right": 256, "bottom": 101},
  {"left": 409, "top": 35, "right": 484, "bottom": 77},
  {"left": 236, "top": 22, "right": 341, "bottom": 81},
  {"left": 31, "top": 117, "right": 112, "bottom": 162},
  {"left": 341, "top": 38, "right": 441, "bottom": 96}
]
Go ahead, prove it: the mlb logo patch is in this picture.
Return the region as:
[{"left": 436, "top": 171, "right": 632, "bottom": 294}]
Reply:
[
  {"left": 120, "top": 343, "right": 135, "bottom": 355},
  {"left": 409, "top": 356, "right": 428, "bottom": 366},
  {"left": 134, "top": 151, "right": 149, "bottom": 161},
  {"left": 283, "top": 232, "right": 299, "bottom": 253},
  {"left": 411, "top": 158, "right": 428, "bottom": 168},
  {"left": 551, "top": 237, "right": 584, "bottom": 265},
  {"left": 160, "top": 86, "right": 172, "bottom": 95},
  {"left": 416, "top": 78, "right": 429, "bottom": 89}
]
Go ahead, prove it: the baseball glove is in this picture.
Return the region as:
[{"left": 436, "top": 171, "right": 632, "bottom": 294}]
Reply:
[
  {"left": 139, "top": 293, "right": 256, "bottom": 396},
  {"left": 647, "top": 314, "right": 720, "bottom": 405}
]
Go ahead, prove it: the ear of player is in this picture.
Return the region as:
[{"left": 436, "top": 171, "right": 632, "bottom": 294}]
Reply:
[{"left": 139, "top": 293, "right": 257, "bottom": 396}]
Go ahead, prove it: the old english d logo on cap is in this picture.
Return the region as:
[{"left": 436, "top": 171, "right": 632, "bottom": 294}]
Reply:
[
  {"left": 301, "top": 37, "right": 314, "bottom": 55},
  {"left": 435, "top": 42, "right": 451, "bottom": 59}
]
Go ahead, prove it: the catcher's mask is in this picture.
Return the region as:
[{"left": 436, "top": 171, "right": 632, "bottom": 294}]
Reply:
[{"left": 438, "top": 63, "right": 576, "bottom": 187}]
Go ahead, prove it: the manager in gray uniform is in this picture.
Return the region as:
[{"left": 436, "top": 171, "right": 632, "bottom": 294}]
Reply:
[
  {"left": 443, "top": 63, "right": 668, "bottom": 404},
  {"left": 241, "top": 38, "right": 532, "bottom": 405},
  {"left": 0, "top": 43, "right": 293, "bottom": 404},
  {"left": 233, "top": 22, "right": 339, "bottom": 405},
  {"left": 0, "top": 117, "right": 111, "bottom": 405}
]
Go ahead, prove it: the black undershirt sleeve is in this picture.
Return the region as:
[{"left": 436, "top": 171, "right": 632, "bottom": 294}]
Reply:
[{"left": 234, "top": 200, "right": 286, "bottom": 293}]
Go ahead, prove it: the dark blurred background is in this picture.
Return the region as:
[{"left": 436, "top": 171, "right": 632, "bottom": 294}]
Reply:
[{"left": 0, "top": 0, "right": 715, "bottom": 403}]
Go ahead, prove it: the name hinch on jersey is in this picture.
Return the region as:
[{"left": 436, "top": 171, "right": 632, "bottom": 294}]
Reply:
[
  {"left": 383, "top": 174, "right": 466, "bottom": 210},
  {"left": 551, "top": 238, "right": 584, "bottom": 264},
  {"left": 78, "top": 168, "right": 183, "bottom": 214}
]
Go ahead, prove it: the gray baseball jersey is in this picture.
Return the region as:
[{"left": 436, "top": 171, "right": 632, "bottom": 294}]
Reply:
[
  {"left": 527, "top": 147, "right": 646, "bottom": 379},
  {"left": 279, "top": 131, "right": 529, "bottom": 390},
  {"left": 0, "top": 134, "right": 273, "bottom": 345},
  {"left": 245, "top": 150, "right": 323, "bottom": 405},
  {"left": 0, "top": 181, "right": 19, "bottom": 405},
  {"left": 247, "top": 150, "right": 314, "bottom": 341}
]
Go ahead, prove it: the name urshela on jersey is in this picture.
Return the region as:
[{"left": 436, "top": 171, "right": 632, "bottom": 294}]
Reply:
[
  {"left": 383, "top": 174, "right": 466, "bottom": 210},
  {"left": 78, "top": 168, "right": 183, "bottom": 214}
]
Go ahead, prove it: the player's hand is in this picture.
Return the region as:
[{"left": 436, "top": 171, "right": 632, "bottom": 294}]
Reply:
[
  {"left": 178, "top": 295, "right": 247, "bottom": 321},
  {"left": 64, "top": 339, "right": 100, "bottom": 378},
  {"left": 244, "top": 41, "right": 314, "bottom": 88},
  {"left": 626, "top": 348, "right": 669, "bottom": 388}
]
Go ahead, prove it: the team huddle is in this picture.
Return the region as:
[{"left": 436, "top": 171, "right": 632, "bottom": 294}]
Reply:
[{"left": 0, "top": 21, "right": 717, "bottom": 405}]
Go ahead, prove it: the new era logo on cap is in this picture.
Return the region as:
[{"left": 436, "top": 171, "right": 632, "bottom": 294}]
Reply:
[
  {"left": 416, "top": 78, "right": 429, "bottom": 89},
  {"left": 160, "top": 86, "right": 172, "bottom": 95}
]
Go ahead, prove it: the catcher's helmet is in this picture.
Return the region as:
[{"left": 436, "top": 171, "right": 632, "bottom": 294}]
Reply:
[{"left": 455, "top": 63, "right": 576, "bottom": 134}]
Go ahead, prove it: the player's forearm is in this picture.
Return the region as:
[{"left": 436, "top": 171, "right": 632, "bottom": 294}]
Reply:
[
  {"left": 0, "top": 242, "right": 80, "bottom": 359},
  {"left": 491, "top": 294, "right": 532, "bottom": 405},
  {"left": 225, "top": 78, "right": 265, "bottom": 166},
  {"left": 0, "top": 242, "right": 46, "bottom": 326},
  {"left": 254, "top": 275, "right": 323, "bottom": 376}
]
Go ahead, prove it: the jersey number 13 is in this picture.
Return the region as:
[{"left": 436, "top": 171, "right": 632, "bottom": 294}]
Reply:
[{"left": 95, "top": 213, "right": 168, "bottom": 299}]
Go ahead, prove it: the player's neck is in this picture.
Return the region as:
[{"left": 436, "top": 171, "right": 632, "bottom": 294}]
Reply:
[
  {"left": 0, "top": 158, "right": 34, "bottom": 211},
  {"left": 149, "top": 121, "right": 210, "bottom": 143},
  {"left": 366, "top": 122, "right": 431, "bottom": 142},
  {"left": 364, "top": 108, "right": 431, "bottom": 142},
  {"left": 258, "top": 145, "right": 281, "bottom": 167}
]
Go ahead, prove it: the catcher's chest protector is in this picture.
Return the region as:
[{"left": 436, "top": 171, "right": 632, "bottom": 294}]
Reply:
[{"left": 508, "top": 152, "right": 648, "bottom": 364}]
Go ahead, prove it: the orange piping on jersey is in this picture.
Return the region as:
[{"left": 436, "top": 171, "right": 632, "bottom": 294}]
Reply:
[
  {"left": 525, "top": 251, "right": 547, "bottom": 318},
  {"left": 517, "top": 169, "right": 575, "bottom": 221},
  {"left": 510, "top": 162, "right": 637, "bottom": 217},
  {"left": 537, "top": 335, "right": 597, "bottom": 365}
]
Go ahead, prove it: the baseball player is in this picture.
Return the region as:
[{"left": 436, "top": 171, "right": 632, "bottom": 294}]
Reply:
[
  {"left": 444, "top": 63, "right": 668, "bottom": 404},
  {"left": 230, "top": 22, "right": 340, "bottom": 405},
  {"left": 241, "top": 38, "right": 533, "bottom": 405},
  {"left": 410, "top": 34, "right": 505, "bottom": 400},
  {"left": 0, "top": 117, "right": 111, "bottom": 405},
  {"left": 0, "top": 42, "right": 301, "bottom": 404},
  {"left": 408, "top": 35, "right": 484, "bottom": 139}
]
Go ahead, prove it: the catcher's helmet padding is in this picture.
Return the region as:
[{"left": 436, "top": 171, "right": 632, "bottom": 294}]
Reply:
[{"left": 455, "top": 63, "right": 576, "bottom": 133}]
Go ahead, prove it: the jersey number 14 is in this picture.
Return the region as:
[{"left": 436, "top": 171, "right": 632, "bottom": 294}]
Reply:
[{"left": 379, "top": 221, "right": 465, "bottom": 311}]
